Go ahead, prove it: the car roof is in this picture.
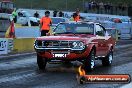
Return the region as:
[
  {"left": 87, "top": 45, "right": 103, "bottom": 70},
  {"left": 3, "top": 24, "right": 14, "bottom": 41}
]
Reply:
[{"left": 60, "top": 21, "right": 99, "bottom": 25}]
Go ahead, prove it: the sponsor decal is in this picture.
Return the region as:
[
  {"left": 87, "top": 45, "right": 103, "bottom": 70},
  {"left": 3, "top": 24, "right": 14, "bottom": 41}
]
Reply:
[
  {"left": 0, "top": 39, "right": 8, "bottom": 54},
  {"left": 77, "top": 66, "right": 131, "bottom": 84}
]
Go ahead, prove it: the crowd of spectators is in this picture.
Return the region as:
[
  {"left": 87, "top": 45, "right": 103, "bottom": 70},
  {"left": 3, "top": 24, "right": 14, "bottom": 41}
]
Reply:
[
  {"left": 84, "top": 0, "right": 128, "bottom": 15},
  {"left": 53, "top": 10, "right": 64, "bottom": 17}
]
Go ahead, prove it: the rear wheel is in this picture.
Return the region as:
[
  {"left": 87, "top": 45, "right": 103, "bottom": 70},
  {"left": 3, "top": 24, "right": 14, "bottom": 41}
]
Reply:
[
  {"left": 30, "top": 21, "right": 33, "bottom": 26},
  {"left": 102, "top": 49, "right": 113, "bottom": 66},
  {"left": 84, "top": 49, "right": 95, "bottom": 72},
  {"left": 37, "top": 54, "right": 47, "bottom": 70}
]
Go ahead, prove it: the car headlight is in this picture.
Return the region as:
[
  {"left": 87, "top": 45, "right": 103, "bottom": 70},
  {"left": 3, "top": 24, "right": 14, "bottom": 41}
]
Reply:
[
  {"left": 73, "top": 42, "right": 78, "bottom": 48},
  {"left": 34, "top": 40, "right": 43, "bottom": 47},
  {"left": 78, "top": 42, "right": 85, "bottom": 48},
  {"left": 72, "top": 41, "right": 85, "bottom": 50}
]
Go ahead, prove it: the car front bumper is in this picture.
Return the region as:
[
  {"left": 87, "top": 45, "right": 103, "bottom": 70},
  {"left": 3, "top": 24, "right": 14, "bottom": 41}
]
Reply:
[{"left": 35, "top": 47, "right": 91, "bottom": 61}]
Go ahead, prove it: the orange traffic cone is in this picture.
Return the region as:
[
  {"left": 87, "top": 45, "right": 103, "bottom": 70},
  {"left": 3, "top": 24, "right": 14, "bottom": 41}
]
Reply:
[{"left": 9, "top": 21, "right": 15, "bottom": 38}]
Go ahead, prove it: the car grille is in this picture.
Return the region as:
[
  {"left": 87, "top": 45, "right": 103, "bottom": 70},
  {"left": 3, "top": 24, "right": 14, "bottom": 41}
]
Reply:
[{"left": 36, "top": 40, "right": 73, "bottom": 48}]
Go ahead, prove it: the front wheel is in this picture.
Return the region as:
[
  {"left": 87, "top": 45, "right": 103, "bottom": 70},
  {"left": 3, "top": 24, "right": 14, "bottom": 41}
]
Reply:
[
  {"left": 37, "top": 54, "right": 47, "bottom": 70},
  {"left": 102, "top": 50, "right": 113, "bottom": 66},
  {"left": 84, "top": 50, "right": 95, "bottom": 72}
]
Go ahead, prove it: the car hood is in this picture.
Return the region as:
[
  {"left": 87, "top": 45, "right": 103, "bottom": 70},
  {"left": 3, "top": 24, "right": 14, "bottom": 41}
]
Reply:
[
  {"left": 37, "top": 34, "right": 95, "bottom": 41},
  {"left": 51, "top": 24, "right": 57, "bottom": 30},
  {"left": 29, "top": 17, "right": 40, "bottom": 22}
]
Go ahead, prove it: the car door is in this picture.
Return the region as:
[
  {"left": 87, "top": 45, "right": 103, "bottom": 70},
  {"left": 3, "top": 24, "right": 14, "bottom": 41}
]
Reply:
[{"left": 95, "top": 24, "right": 109, "bottom": 56}]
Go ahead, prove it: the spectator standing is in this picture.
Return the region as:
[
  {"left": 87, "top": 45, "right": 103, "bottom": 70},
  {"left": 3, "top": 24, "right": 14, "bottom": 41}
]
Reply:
[
  {"left": 40, "top": 11, "right": 52, "bottom": 36},
  {"left": 104, "top": 3, "right": 108, "bottom": 14},
  {"left": 53, "top": 10, "right": 58, "bottom": 17},
  {"left": 107, "top": 2, "right": 111, "bottom": 14},
  {"left": 71, "top": 13, "right": 80, "bottom": 22},
  {"left": 34, "top": 11, "right": 40, "bottom": 18},
  {"left": 115, "top": 4, "right": 118, "bottom": 15},
  {"left": 118, "top": 3, "right": 122, "bottom": 15},
  {"left": 92, "top": 1, "right": 97, "bottom": 13},
  {"left": 59, "top": 11, "right": 64, "bottom": 17},
  {"left": 12, "top": 8, "right": 17, "bottom": 23},
  {"left": 18, "top": 10, "right": 23, "bottom": 17},
  {"left": 88, "top": 1, "right": 92, "bottom": 12},
  {"left": 124, "top": 4, "right": 128, "bottom": 15},
  {"left": 121, "top": 4, "right": 126, "bottom": 15},
  {"left": 70, "top": 13, "right": 76, "bottom": 21},
  {"left": 74, "top": 8, "right": 80, "bottom": 21},
  {"left": 99, "top": 2, "right": 104, "bottom": 14},
  {"left": 96, "top": 3, "right": 100, "bottom": 14},
  {"left": 110, "top": 3, "right": 113, "bottom": 14}
]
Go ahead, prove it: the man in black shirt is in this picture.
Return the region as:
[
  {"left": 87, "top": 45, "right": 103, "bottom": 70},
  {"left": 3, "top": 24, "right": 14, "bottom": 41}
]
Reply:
[{"left": 34, "top": 11, "right": 40, "bottom": 18}]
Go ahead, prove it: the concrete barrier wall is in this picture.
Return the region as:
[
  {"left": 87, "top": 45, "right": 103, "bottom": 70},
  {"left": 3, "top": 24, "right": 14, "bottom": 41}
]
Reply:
[
  {"left": 13, "top": 38, "right": 35, "bottom": 53},
  {"left": 18, "top": 9, "right": 131, "bottom": 20},
  {"left": 3, "top": 23, "right": 37, "bottom": 54},
  {"left": 15, "top": 27, "right": 40, "bottom": 38},
  {"left": 0, "top": 38, "right": 13, "bottom": 55}
]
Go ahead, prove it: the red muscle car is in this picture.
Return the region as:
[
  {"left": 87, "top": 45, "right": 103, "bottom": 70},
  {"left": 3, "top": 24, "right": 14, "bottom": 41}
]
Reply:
[{"left": 34, "top": 21, "right": 116, "bottom": 71}]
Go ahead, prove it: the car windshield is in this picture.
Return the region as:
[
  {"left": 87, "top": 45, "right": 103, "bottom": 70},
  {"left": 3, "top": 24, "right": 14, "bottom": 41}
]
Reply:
[
  {"left": 120, "top": 18, "right": 130, "bottom": 22},
  {"left": 51, "top": 18, "right": 66, "bottom": 24},
  {"left": 54, "top": 23, "right": 94, "bottom": 34},
  {"left": 1, "top": 2, "right": 14, "bottom": 9},
  {"left": 23, "top": 12, "right": 31, "bottom": 17}
]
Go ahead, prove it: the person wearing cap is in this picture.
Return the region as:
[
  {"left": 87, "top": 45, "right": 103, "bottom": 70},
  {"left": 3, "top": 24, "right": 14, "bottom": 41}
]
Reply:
[
  {"left": 34, "top": 11, "right": 40, "bottom": 18},
  {"left": 12, "top": 8, "right": 17, "bottom": 23},
  {"left": 53, "top": 10, "right": 58, "bottom": 17},
  {"left": 59, "top": 11, "right": 64, "bottom": 17},
  {"left": 40, "top": 11, "right": 52, "bottom": 36}
]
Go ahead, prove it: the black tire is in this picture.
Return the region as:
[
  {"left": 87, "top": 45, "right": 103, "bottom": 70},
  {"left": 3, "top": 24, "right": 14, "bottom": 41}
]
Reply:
[
  {"left": 79, "top": 76, "right": 86, "bottom": 84},
  {"left": 37, "top": 54, "right": 47, "bottom": 70},
  {"left": 102, "top": 49, "right": 113, "bottom": 66},
  {"left": 24, "top": 22, "right": 28, "bottom": 26},
  {"left": 30, "top": 21, "right": 34, "bottom": 26},
  {"left": 63, "top": 61, "right": 71, "bottom": 64},
  {"left": 84, "top": 49, "right": 95, "bottom": 72}
]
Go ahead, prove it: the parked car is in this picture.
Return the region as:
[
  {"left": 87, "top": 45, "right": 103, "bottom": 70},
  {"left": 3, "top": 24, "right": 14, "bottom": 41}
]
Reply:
[
  {"left": 17, "top": 11, "right": 40, "bottom": 26},
  {"left": 34, "top": 21, "right": 116, "bottom": 71}
]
